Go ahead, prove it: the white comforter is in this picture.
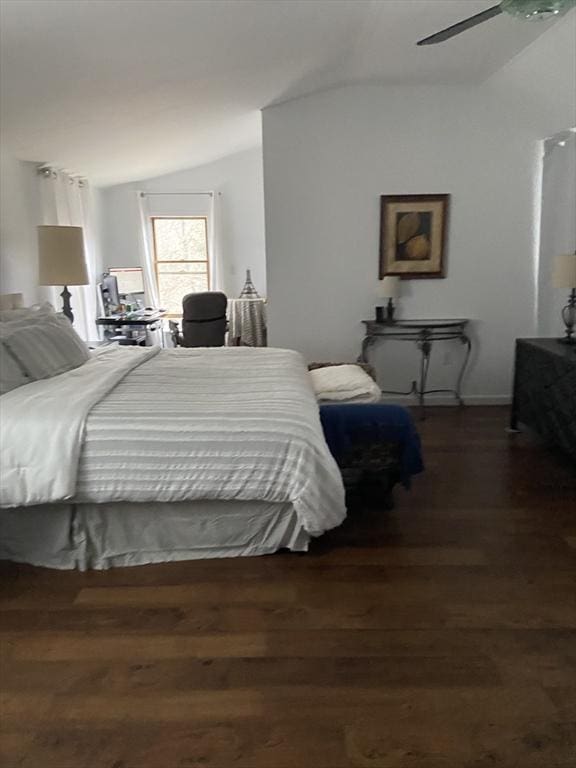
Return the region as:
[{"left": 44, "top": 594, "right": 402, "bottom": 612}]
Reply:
[{"left": 0, "top": 347, "right": 346, "bottom": 536}]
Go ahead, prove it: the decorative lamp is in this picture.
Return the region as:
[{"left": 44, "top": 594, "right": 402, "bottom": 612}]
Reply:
[
  {"left": 376, "top": 276, "right": 400, "bottom": 324},
  {"left": 38, "top": 225, "right": 88, "bottom": 324},
  {"left": 553, "top": 252, "right": 576, "bottom": 345},
  {"left": 239, "top": 269, "right": 260, "bottom": 298}
]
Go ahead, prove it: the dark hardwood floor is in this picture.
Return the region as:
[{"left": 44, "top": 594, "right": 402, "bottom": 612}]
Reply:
[{"left": 1, "top": 406, "right": 575, "bottom": 768}]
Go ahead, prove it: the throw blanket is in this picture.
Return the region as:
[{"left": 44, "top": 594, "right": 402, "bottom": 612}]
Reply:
[
  {"left": 1, "top": 347, "right": 345, "bottom": 537},
  {"left": 0, "top": 347, "right": 156, "bottom": 507},
  {"left": 319, "top": 403, "right": 424, "bottom": 487}
]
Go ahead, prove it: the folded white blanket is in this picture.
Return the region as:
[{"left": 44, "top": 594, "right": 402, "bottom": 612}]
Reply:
[
  {"left": 0, "top": 347, "right": 157, "bottom": 507},
  {"left": 310, "top": 364, "right": 382, "bottom": 403}
]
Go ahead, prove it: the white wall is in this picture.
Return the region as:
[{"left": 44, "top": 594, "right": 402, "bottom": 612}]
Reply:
[
  {"left": 485, "top": 15, "right": 576, "bottom": 140},
  {"left": 538, "top": 132, "right": 576, "bottom": 338},
  {"left": 0, "top": 156, "right": 41, "bottom": 305},
  {"left": 101, "top": 147, "right": 266, "bottom": 298},
  {"left": 262, "top": 19, "right": 576, "bottom": 401},
  {"left": 488, "top": 18, "right": 576, "bottom": 340}
]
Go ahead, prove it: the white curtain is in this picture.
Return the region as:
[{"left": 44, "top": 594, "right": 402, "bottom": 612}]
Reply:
[
  {"left": 537, "top": 131, "right": 576, "bottom": 336},
  {"left": 138, "top": 191, "right": 228, "bottom": 300},
  {"left": 210, "top": 192, "right": 227, "bottom": 294},
  {"left": 136, "top": 193, "right": 160, "bottom": 308},
  {"left": 38, "top": 169, "right": 98, "bottom": 341}
]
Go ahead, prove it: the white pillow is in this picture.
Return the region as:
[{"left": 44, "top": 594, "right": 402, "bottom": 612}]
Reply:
[
  {"left": 0, "top": 340, "right": 30, "bottom": 395},
  {"left": 0, "top": 301, "right": 56, "bottom": 323},
  {"left": 0, "top": 316, "right": 91, "bottom": 380},
  {"left": 310, "top": 364, "right": 382, "bottom": 403}
]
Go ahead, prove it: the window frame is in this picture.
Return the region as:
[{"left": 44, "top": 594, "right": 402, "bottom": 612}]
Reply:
[{"left": 150, "top": 215, "right": 210, "bottom": 318}]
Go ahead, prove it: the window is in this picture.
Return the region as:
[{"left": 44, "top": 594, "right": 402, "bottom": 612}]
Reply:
[{"left": 151, "top": 217, "right": 209, "bottom": 316}]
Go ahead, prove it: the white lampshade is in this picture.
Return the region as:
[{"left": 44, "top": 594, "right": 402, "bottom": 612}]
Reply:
[
  {"left": 38, "top": 225, "right": 88, "bottom": 286},
  {"left": 377, "top": 276, "right": 400, "bottom": 299},
  {"left": 552, "top": 253, "right": 576, "bottom": 289},
  {"left": 0, "top": 293, "right": 24, "bottom": 310}
]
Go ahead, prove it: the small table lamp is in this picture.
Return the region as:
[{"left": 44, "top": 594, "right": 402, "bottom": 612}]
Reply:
[
  {"left": 553, "top": 252, "right": 576, "bottom": 345},
  {"left": 38, "top": 225, "right": 88, "bottom": 324},
  {"left": 376, "top": 276, "right": 400, "bottom": 323}
]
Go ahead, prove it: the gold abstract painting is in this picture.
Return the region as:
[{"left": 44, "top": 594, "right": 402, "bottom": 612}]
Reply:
[{"left": 379, "top": 194, "right": 450, "bottom": 279}]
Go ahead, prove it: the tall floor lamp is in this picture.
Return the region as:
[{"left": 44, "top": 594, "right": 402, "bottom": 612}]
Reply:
[{"left": 38, "top": 225, "right": 88, "bottom": 324}]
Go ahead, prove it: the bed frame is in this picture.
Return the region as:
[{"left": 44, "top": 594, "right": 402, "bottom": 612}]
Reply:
[{"left": 0, "top": 500, "right": 309, "bottom": 571}]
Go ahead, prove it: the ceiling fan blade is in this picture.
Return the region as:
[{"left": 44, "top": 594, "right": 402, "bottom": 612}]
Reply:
[{"left": 417, "top": 4, "right": 503, "bottom": 45}]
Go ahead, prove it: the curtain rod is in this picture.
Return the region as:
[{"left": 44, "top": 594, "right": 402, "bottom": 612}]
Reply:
[{"left": 139, "top": 191, "right": 215, "bottom": 197}]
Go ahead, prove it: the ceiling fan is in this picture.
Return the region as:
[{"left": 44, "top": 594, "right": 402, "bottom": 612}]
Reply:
[{"left": 417, "top": 0, "right": 575, "bottom": 46}]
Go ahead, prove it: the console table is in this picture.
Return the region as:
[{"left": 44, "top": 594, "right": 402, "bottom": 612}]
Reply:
[
  {"left": 359, "top": 319, "right": 471, "bottom": 415},
  {"left": 510, "top": 338, "right": 576, "bottom": 462}
]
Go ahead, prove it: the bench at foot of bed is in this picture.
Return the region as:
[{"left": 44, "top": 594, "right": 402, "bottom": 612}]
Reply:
[{"left": 319, "top": 403, "right": 424, "bottom": 507}]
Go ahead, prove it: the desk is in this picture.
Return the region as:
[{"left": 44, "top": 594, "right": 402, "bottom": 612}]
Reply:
[
  {"left": 96, "top": 312, "right": 166, "bottom": 346},
  {"left": 359, "top": 319, "right": 471, "bottom": 415}
]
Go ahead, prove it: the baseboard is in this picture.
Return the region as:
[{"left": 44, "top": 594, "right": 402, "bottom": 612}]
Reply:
[
  {"left": 460, "top": 395, "right": 512, "bottom": 406},
  {"left": 379, "top": 394, "right": 511, "bottom": 406}
]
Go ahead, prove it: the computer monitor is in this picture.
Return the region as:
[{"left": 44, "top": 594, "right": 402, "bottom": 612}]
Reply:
[
  {"left": 109, "top": 267, "right": 145, "bottom": 297},
  {"left": 100, "top": 273, "right": 120, "bottom": 314}
]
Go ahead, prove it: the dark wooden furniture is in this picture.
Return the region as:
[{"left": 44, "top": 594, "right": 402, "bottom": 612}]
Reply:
[
  {"left": 510, "top": 338, "right": 576, "bottom": 462},
  {"left": 359, "top": 318, "right": 471, "bottom": 416}
]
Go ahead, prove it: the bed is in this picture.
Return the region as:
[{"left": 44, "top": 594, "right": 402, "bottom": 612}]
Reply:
[{"left": 0, "top": 337, "right": 346, "bottom": 570}]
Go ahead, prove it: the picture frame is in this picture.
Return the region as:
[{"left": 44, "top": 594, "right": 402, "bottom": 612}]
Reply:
[{"left": 379, "top": 193, "right": 450, "bottom": 279}]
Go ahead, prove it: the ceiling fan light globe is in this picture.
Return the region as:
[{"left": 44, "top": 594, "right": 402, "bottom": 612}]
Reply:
[{"left": 501, "top": 0, "right": 574, "bottom": 20}]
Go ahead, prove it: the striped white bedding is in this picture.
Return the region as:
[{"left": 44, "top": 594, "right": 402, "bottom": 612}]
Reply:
[{"left": 1, "top": 346, "right": 346, "bottom": 537}]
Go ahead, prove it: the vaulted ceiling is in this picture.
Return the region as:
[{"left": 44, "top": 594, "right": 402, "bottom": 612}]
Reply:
[{"left": 0, "top": 0, "right": 566, "bottom": 185}]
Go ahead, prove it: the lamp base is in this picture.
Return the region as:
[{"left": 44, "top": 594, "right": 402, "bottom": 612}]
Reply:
[
  {"left": 376, "top": 299, "right": 396, "bottom": 324},
  {"left": 61, "top": 285, "right": 74, "bottom": 324},
  {"left": 559, "top": 289, "right": 575, "bottom": 345},
  {"left": 386, "top": 298, "right": 396, "bottom": 323}
]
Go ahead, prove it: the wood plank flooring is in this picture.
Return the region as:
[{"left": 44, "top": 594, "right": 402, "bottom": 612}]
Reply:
[{"left": 1, "top": 406, "right": 575, "bottom": 768}]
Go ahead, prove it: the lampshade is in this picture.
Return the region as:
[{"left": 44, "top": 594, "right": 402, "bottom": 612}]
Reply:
[
  {"left": 377, "top": 276, "right": 400, "bottom": 299},
  {"left": 0, "top": 293, "right": 24, "bottom": 310},
  {"left": 38, "top": 225, "right": 88, "bottom": 286},
  {"left": 552, "top": 253, "right": 576, "bottom": 289}
]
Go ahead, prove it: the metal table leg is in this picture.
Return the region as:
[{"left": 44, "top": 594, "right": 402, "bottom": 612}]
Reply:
[
  {"left": 358, "top": 335, "right": 376, "bottom": 364},
  {"left": 455, "top": 332, "right": 472, "bottom": 405},
  {"left": 416, "top": 333, "right": 432, "bottom": 419}
]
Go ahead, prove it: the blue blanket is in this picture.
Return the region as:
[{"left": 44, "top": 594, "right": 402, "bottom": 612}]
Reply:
[{"left": 319, "top": 403, "right": 424, "bottom": 487}]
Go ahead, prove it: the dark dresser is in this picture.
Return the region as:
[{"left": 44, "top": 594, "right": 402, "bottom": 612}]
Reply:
[{"left": 510, "top": 339, "right": 576, "bottom": 462}]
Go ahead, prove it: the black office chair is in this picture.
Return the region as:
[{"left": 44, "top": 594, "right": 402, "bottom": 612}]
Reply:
[{"left": 177, "top": 291, "right": 228, "bottom": 347}]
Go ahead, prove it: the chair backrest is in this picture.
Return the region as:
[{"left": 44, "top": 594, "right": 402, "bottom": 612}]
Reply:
[{"left": 181, "top": 291, "right": 227, "bottom": 347}]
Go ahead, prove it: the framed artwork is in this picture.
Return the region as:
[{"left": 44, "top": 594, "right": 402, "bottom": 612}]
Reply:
[{"left": 379, "top": 194, "right": 450, "bottom": 279}]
